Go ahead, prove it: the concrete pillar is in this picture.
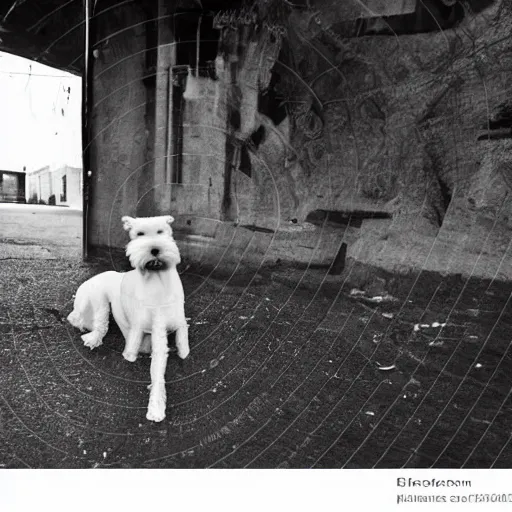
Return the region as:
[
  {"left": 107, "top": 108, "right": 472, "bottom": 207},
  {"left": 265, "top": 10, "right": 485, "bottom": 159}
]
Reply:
[
  {"left": 152, "top": 0, "right": 176, "bottom": 215},
  {"left": 88, "top": 2, "right": 148, "bottom": 248}
]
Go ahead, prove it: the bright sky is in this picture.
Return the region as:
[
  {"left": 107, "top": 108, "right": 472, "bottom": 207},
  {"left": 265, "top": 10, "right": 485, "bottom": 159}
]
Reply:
[{"left": 0, "top": 51, "right": 82, "bottom": 172}]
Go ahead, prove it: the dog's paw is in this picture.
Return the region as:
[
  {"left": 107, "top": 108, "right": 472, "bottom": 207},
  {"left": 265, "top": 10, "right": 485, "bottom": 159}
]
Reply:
[
  {"left": 146, "top": 408, "right": 166, "bottom": 422},
  {"left": 146, "top": 400, "right": 166, "bottom": 422},
  {"left": 81, "top": 332, "right": 103, "bottom": 349},
  {"left": 146, "top": 387, "right": 166, "bottom": 422},
  {"left": 176, "top": 344, "right": 190, "bottom": 360},
  {"left": 122, "top": 350, "right": 138, "bottom": 363}
]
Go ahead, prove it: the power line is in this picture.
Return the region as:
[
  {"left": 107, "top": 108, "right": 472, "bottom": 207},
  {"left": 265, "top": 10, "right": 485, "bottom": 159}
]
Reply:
[{"left": 0, "top": 70, "right": 76, "bottom": 78}]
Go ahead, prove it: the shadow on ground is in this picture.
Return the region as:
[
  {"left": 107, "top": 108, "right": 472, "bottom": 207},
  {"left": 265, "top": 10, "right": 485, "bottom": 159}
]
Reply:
[{"left": 1, "top": 245, "right": 512, "bottom": 468}]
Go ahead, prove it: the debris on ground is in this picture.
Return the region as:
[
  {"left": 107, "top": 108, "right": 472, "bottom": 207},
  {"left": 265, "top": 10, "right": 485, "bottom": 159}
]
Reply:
[
  {"left": 368, "top": 295, "right": 394, "bottom": 303},
  {"left": 377, "top": 364, "right": 396, "bottom": 371},
  {"left": 414, "top": 321, "right": 447, "bottom": 332}
]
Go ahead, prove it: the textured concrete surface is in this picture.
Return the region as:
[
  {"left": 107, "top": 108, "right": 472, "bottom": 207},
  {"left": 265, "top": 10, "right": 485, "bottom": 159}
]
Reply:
[
  {"left": 2, "top": 0, "right": 512, "bottom": 472},
  {"left": 0, "top": 203, "right": 82, "bottom": 259},
  {"left": 1, "top": 212, "right": 512, "bottom": 468},
  {"left": 83, "top": 0, "right": 512, "bottom": 282}
]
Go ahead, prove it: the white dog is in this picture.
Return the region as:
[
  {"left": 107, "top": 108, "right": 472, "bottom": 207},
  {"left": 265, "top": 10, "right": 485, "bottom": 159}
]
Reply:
[{"left": 67, "top": 215, "right": 190, "bottom": 422}]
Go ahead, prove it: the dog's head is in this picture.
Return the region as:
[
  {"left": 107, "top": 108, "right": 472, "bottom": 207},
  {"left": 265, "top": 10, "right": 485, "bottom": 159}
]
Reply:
[{"left": 122, "top": 215, "right": 180, "bottom": 272}]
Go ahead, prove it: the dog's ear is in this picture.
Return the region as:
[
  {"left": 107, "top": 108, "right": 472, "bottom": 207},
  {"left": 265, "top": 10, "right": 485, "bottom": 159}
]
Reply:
[
  {"left": 122, "top": 216, "right": 135, "bottom": 231},
  {"left": 165, "top": 215, "right": 175, "bottom": 225}
]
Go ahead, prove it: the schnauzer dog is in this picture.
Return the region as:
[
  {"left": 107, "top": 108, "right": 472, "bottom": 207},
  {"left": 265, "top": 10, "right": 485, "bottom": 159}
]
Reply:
[{"left": 67, "top": 215, "right": 190, "bottom": 422}]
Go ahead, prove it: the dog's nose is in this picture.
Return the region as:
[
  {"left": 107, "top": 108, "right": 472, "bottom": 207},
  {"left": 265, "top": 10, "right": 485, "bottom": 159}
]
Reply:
[{"left": 151, "top": 248, "right": 159, "bottom": 256}]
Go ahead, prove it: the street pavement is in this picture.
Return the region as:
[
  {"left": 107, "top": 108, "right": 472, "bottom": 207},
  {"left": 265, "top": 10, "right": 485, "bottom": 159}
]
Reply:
[
  {"left": 1, "top": 203, "right": 512, "bottom": 468},
  {"left": 0, "top": 203, "right": 82, "bottom": 259}
]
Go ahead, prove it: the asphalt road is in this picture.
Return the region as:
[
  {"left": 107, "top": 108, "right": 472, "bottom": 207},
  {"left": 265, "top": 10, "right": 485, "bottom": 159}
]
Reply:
[
  {"left": 1, "top": 202, "right": 512, "bottom": 468},
  {"left": 0, "top": 203, "right": 82, "bottom": 259}
]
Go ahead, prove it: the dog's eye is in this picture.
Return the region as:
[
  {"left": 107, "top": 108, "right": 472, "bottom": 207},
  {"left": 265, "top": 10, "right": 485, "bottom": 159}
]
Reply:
[
  {"left": 137, "top": 232, "right": 144, "bottom": 236},
  {"left": 157, "top": 230, "right": 163, "bottom": 234}
]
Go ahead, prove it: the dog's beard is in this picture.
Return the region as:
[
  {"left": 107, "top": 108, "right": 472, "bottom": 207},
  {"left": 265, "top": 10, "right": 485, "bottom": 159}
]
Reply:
[
  {"left": 125, "top": 237, "right": 181, "bottom": 273},
  {"left": 145, "top": 259, "right": 167, "bottom": 271}
]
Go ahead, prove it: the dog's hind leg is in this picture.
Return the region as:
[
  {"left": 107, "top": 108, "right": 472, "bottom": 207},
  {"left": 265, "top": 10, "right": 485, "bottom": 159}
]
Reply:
[
  {"left": 67, "top": 283, "right": 94, "bottom": 332},
  {"left": 139, "top": 334, "right": 152, "bottom": 354},
  {"left": 175, "top": 324, "right": 190, "bottom": 359},
  {"left": 81, "top": 302, "right": 110, "bottom": 350},
  {"left": 146, "top": 321, "right": 169, "bottom": 422}
]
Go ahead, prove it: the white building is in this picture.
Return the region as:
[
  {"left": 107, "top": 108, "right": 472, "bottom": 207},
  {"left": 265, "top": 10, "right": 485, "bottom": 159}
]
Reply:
[
  {"left": 0, "top": 51, "right": 82, "bottom": 199},
  {"left": 26, "top": 164, "right": 82, "bottom": 208}
]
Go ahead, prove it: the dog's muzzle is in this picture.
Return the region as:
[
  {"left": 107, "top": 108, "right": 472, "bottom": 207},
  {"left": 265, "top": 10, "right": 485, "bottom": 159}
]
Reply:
[{"left": 145, "top": 259, "right": 167, "bottom": 271}]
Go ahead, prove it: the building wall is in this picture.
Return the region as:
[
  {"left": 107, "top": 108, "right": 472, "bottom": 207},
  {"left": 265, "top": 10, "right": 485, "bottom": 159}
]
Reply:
[
  {"left": 88, "top": 1, "right": 151, "bottom": 248},
  {"left": 39, "top": 171, "right": 52, "bottom": 203},
  {"left": 253, "top": 0, "right": 512, "bottom": 279},
  {"left": 27, "top": 172, "right": 37, "bottom": 200},
  {"left": 50, "top": 166, "right": 82, "bottom": 208},
  {"left": 174, "top": 69, "right": 226, "bottom": 218},
  {"left": 87, "top": 1, "right": 512, "bottom": 280},
  {"left": 87, "top": 2, "right": 230, "bottom": 248},
  {"left": 174, "top": 0, "right": 512, "bottom": 280},
  {"left": 27, "top": 165, "right": 49, "bottom": 203},
  {"left": 26, "top": 165, "right": 82, "bottom": 207}
]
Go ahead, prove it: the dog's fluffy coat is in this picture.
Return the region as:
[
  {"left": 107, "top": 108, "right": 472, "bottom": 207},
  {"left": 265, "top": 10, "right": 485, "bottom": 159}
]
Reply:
[{"left": 67, "top": 215, "right": 189, "bottom": 422}]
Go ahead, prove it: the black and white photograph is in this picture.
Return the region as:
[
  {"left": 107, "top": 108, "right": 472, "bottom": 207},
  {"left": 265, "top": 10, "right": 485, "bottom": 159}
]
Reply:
[{"left": 1, "top": 0, "right": 512, "bottom": 508}]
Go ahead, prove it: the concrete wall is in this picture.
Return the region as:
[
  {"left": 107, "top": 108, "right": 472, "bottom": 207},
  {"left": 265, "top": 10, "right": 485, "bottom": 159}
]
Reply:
[
  {"left": 189, "top": 0, "right": 512, "bottom": 280},
  {"left": 87, "top": 1, "right": 512, "bottom": 280},
  {"left": 27, "top": 166, "right": 47, "bottom": 202},
  {"left": 88, "top": 1, "right": 151, "bottom": 247},
  {"left": 27, "top": 166, "right": 51, "bottom": 203},
  {"left": 177, "top": 68, "right": 226, "bottom": 218},
  {"left": 87, "top": 2, "right": 231, "bottom": 251},
  {"left": 27, "top": 165, "right": 81, "bottom": 207},
  {"left": 27, "top": 172, "right": 37, "bottom": 200},
  {"left": 280, "top": 0, "right": 512, "bottom": 280},
  {"left": 50, "top": 166, "right": 82, "bottom": 208}
]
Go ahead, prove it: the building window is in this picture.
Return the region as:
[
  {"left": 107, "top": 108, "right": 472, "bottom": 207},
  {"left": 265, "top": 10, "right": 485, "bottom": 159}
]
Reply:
[
  {"left": 175, "top": 12, "right": 219, "bottom": 76},
  {"left": 61, "top": 175, "right": 67, "bottom": 202},
  {"left": 0, "top": 172, "right": 20, "bottom": 202},
  {"left": 169, "top": 69, "right": 186, "bottom": 184}
]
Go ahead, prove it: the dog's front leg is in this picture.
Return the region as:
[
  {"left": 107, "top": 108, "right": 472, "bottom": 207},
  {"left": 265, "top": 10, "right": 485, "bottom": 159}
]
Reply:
[
  {"left": 175, "top": 323, "right": 190, "bottom": 359},
  {"left": 123, "top": 325, "right": 144, "bottom": 362},
  {"left": 146, "top": 322, "right": 169, "bottom": 422}
]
